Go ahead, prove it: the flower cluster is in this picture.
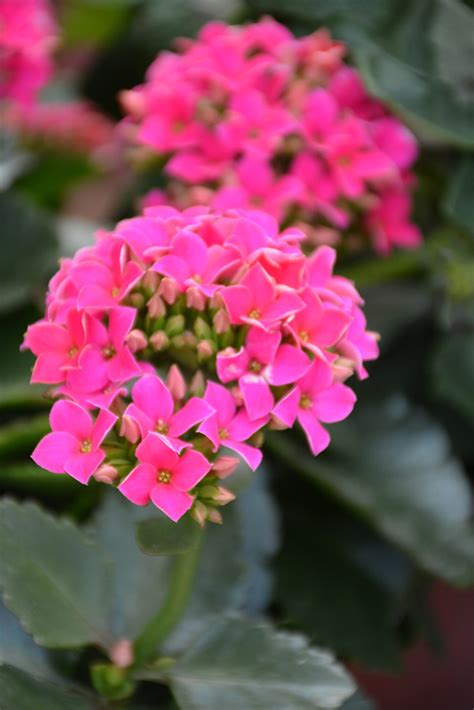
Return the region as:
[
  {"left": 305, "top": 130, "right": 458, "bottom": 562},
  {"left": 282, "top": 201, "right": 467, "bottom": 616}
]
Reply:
[
  {"left": 0, "top": 0, "right": 57, "bottom": 106},
  {"left": 121, "top": 18, "right": 421, "bottom": 255},
  {"left": 3, "top": 100, "right": 118, "bottom": 164},
  {"left": 24, "top": 207, "right": 378, "bottom": 522}
]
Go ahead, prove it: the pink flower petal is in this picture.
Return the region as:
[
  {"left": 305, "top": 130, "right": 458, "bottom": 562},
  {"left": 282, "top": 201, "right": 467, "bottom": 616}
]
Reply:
[
  {"left": 228, "top": 408, "right": 268, "bottom": 442},
  {"left": 119, "top": 463, "right": 157, "bottom": 505},
  {"left": 50, "top": 400, "right": 92, "bottom": 440},
  {"left": 109, "top": 307, "right": 137, "bottom": 350},
  {"left": 240, "top": 375, "right": 274, "bottom": 421},
  {"left": 202, "top": 382, "right": 236, "bottom": 425},
  {"left": 169, "top": 397, "right": 214, "bottom": 437},
  {"left": 152, "top": 255, "right": 190, "bottom": 286},
  {"left": 222, "top": 439, "right": 262, "bottom": 471},
  {"left": 132, "top": 374, "right": 174, "bottom": 423},
  {"left": 313, "top": 383, "right": 356, "bottom": 423},
  {"left": 297, "top": 409, "right": 331, "bottom": 456},
  {"left": 25, "top": 322, "right": 70, "bottom": 355},
  {"left": 65, "top": 450, "right": 104, "bottom": 484},
  {"left": 31, "top": 351, "right": 68, "bottom": 384},
  {"left": 221, "top": 285, "right": 252, "bottom": 324},
  {"left": 91, "top": 408, "right": 117, "bottom": 448},
  {"left": 216, "top": 347, "right": 249, "bottom": 383},
  {"left": 314, "top": 307, "right": 352, "bottom": 348},
  {"left": 241, "top": 263, "right": 275, "bottom": 312},
  {"left": 272, "top": 386, "right": 300, "bottom": 427},
  {"left": 32, "top": 431, "right": 78, "bottom": 473},
  {"left": 136, "top": 432, "right": 179, "bottom": 470},
  {"left": 172, "top": 449, "right": 211, "bottom": 491},
  {"left": 245, "top": 327, "right": 281, "bottom": 364},
  {"left": 150, "top": 484, "right": 194, "bottom": 522},
  {"left": 263, "top": 290, "right": 304, "bottom": 324},
  {"left": 269, "top": 344, "right": 310, "bottom": 385},
  {"left": 107, "top": 347, "right": 141, "bottom": 383},
  {"left": 298, "top": 358, "right": 333, "bottom": 397}
]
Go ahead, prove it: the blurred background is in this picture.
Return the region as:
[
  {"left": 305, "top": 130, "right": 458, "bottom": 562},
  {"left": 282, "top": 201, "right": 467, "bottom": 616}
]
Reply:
[{"left": 1, "top": 1, "right": 473, "bottom": 708}]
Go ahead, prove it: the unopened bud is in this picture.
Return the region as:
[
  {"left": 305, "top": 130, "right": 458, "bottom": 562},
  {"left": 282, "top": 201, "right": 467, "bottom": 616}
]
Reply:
[
  {"left": 150, "top": 331, "right": 169, "bottom": 351},
  {"left": 120, "top": 414, "right": 141, "bottom": 443},
  {"left": 230, "top": 386, "right": 244, "bottom": 407},
  {"left": 147, "top": 292, "right": 166, "bottom": 319},
  {"left": 213, "top": 456, "right": 240, "bottom": 479},
  {"left": 126, "top": 329, "right": 148, "bottom": 353},
  {"left": 167, "top": 364, "right": 186, "bottom": 401},
  {"left": 159, "top": 277, "right": 179, "bottom": 304},
  {"left": 110, "top": 639, "right": 134, "bottom": 669},
  {"left": 94, "top": 464, "right": 119, "bottom": 484},
  {"left": 251, "top": 430, "right": 265, "bottom": 448},
  {"left": 207, "top": 508, "right": 223, "bottom": 524},
  {"left": 194, "top": 316, "right": 212, "bottom": 339},
  {"left": 186, "top": 286, "right": 206, "bottom": 311},
  {"left": 190, "top": 370, "right": 206, "bottom": 397},
  {"left": 199, "top": 485, "right": 220, "bottom": 500},
  {"left": 120, "top": 89, "right": 145, "bottom": 117},
  {"left": 142, "top": 270, "right": 160, "bottom": 291},
  {"left": 190, "top": 500, "right": 208, "bottom": 527},
  {"left": 209, "top": 292, "right": 225, "bottom": 310},
  {"left": 269, "top": 415, "right": 289, "bottom": 431},
  {"left": 332, "top": 357, "right": 354, "bottom": 382},
  {"left": 165, "top": 314, "right": 185, "bottom": 337},
  {"left": 213, "top": 308, "right": 230, "bottom": 334},
  {"left": 197, "top": 339, "right": 216, "bottom": 362},
  {"left": 128, "top": 292, "right": 145, "bottom": 309},
  {"left": 214, "top": 486, "right": 236, "bottom": 505}
]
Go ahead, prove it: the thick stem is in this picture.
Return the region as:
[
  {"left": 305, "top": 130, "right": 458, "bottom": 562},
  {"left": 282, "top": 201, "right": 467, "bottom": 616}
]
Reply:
[{"left": 133, "top": 528, "right": 203, "bottom": 666}]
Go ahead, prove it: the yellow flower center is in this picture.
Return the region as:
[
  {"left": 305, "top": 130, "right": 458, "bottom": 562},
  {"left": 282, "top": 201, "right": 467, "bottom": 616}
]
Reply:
[
  {"left": 299, "top": 394, "right": 312, "bottom": 410},
  {"left": 156, "top": 419, "right": 169, "bottom": 434},
  {"left": 81, "top": 439, "right": 92, "bottom": 453},
  {"left": 248, "top": 308, "right": 261, "bottom": 319},
  {"left": 299, "top": 330, "right": 310, "bottom": 342},
  {"left": 219, "top": 428, "right": 229, "bottom": 440},
  {"left": 249, "top": 360, "right": 262, "bottom": 373},
  {"left": 102, "top": 346, "right": 116, "bottom": 359},
  {"left": 158, "top": 470, "right": 172, "bottom": 484},
  {"left": 111, "top": 287, "right": 120, "bottom": 298},
  {"left": 68, "top": 347, "right": 78, "bottom": 358},
  {"left": 193, "top": 274, "right": 202, "bottom": 283}
]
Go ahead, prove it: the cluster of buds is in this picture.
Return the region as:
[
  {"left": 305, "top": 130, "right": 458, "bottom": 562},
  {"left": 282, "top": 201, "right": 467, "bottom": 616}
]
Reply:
[
  {"left": 121, "top": 18, "right": 422, "bottom": 255},
  {"left": 24, "top": 206, "right": 378, "bottom": 522},
  {"left": 0, "top": 0, "right": 57, "bottom": 106},
  {"left": 3, "top": 100, "right": 119, "bottom": 165}
]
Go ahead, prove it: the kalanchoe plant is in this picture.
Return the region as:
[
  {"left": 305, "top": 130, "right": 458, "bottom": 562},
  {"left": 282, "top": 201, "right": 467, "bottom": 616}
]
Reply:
[
  {"left": 120, "top": 17, "right": 422, "bottom": 255},
  {"left": 23, "top": 206, "right": 378, "bottom": 523}
]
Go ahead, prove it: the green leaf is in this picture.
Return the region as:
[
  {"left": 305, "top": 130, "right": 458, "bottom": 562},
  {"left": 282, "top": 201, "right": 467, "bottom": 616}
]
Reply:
[
  {"left": 432, "top": 332, "right": 474, "bottom": 423},
  {"left": 137, "top": 515, "right": 202, "bottom": 556},
  {"left": 431, "top": 0, "right": 474, "bottom": 105},
  {"left": 443, "top": 157, "right": 474, "bottom": 234},
  {"left": 0, "top": 499, "right": 113, "bottom": 649},
  {"left": 167, "top": 617, "right": 355, "bottom": 709},
  {"left": 61, "top": 0, "right": 136, "bottom": 47},
  {"left": 274, "top": 476, "right": 415, "bottom": 670},
  {"left": 341, "top": 692, "right": 375, "bottom": 710},
  {"left": 0, "top": 601, "right": 57, "bottom": 680},
  {"left": 0, "top": 666, "right": 96, "bottom": 710},
  {"left": 267, "top": 399, "right": 474, "bottom": 586},
  {"left": 0, "top": 192, "right": 57, "bottom": 313}
]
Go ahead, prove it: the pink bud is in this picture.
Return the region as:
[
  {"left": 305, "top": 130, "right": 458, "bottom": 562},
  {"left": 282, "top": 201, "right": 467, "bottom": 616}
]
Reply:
[
  {"left": 159, "top": 277, "right": 179, "bottom": 304},
  {"left": 166, "top": 364, "right": 186, "bottom": 401},
  {"left": 110, "top": 639, "right": 134, "bottom": 669},
  {"left": 190, "top": 500, "right": 208, "bottom": 526},
  {"left": 190, "top": 370, "right": 206, "bottom": 396},
  {"left": 332, "top": 357, "right": 354, "bottom": 382},
  {"left": 120, "top": 414, "right": 141, "bottom": 443},
  {"left": 186, "top": 286, "right": 206, "bottom": 311},
  {"left": 213, "top": 456, "right": 240, "bottom": 479},
  {"left": 94, "top": 464, "right": 118, "bottom": 484},
  {"left": 269, "top": 415, "right": 289, "bottom": 431},
  {"left": 207, "top": 508, "right": 223, "bottom": 524},
  {"left": 120, "top": 89, "right": 145, "bottom": 117},
  {"left": 147, "top": 292, "right": 166, "bottom": 318},
  {"left": 126, "top": 329, "right": 148, "bottom": 353},
  {"left": 129, "top": 292, "right": 145, "bottom": 309},
  {"left": 209, "top": 292, "right": 224, "bottom": 310},
  {"left": 197, "top": 340, "right": 214, "bottom": 360},
  {"left": 150, "top": 331, "right": 169, "bottom": 351},
  {"left": 142, "top": 270, "right": 160, "bottom": 290},
  {"left": 214, "top": 486, "right": 236, "bottom": 506},
  {"left": 213, "top": 308, "right": 230, "bottom": 333},
  {"left": 230, "top": 385, "right": 244, "bottom": 407}
]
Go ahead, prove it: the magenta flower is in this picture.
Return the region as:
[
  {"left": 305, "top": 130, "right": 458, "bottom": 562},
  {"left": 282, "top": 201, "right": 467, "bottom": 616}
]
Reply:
[
  {"left": 217, "top": 327, "right": 310, "bottom": 420},
  {"left": 287, "top": 287, "right": 352, "bottom": 354},
  {"left": 24, "top": 308, "right": 87, "bottom": 384},
  {"left": 32, "top": 400, "right": 117, "bottom": 483},
  {"left": 118, "top": 433, "right": 211, "bottom": 522},
  {"left": 124, "top": 374, "right": 214, "bottom": 451},
  {"left": 198, "top": 382, "right": 268, "bottom": 470},
  {"left": 221, "top": 262, "right": 304, "bottom": 331},
  {"left": 273, "top": 358, "right": 356, "bottom": 455}
]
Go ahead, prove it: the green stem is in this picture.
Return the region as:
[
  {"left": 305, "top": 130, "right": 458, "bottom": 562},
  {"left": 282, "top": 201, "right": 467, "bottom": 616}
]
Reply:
[{"left": 133, "top": 529, "right": 203, "bottom": 666}]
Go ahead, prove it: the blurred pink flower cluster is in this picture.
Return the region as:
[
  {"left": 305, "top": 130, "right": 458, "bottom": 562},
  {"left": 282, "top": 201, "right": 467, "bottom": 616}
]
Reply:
[
  {"left": 122, "top": 18, "right": 421, "bottom": 255},
  {"left": 23, "top": 206, "right": 378, "bottom": 522},
  {"left": 0, "top": 0, "right": 57, "bottom": 105}
]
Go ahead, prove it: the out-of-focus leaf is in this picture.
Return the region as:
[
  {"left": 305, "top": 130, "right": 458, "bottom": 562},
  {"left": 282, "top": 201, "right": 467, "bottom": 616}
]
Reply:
[
  {"left": 167, "top": 617, "right": 355, "bottom": 710},
  {"left": 432, "top": 332, "right": 474, "bottom": 423},
  {"left": 443, "top": 157, "right": 474, "bottom": 234},
  {"left": 137, "top": 515, "right": 201, "bottom": 556},
  {"left": 274, "top": 475, "right": 414, "bottom": 669},
  {"left": 0, "top": 415, "right": 49, "bottom": 459},
  {"left": 0, "top": 666, "right": 97, "bottom": 710},
  {"left": 0, "top": 601, "right": 57, "bottom": 680},
  {"left": 61, "top": 0, "right": 137, "bottom": 47},
  {"left": 267, "top": 398, "right": 474, "bottom": 586},
  {"left": 431, "top": 0, "right": 474, "bottom": 104},
  {"left": 0, "top": 499, "right": 113, "bottom": 649},
  {"left": 340, "top": 691, "right": 375, "bottom": 710},
  {"left": 361, "top": 282, "right": 432, "bottom": 347},
  {"left": 0, "top": 192, "right": 57, "bottom": 312}
]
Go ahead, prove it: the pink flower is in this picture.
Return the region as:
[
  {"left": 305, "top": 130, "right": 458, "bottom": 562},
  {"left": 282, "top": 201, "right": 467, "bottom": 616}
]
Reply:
[
  {"left": 366, "top": 189, "right": 422, "bottom": 255},
  {"left": 221, "top": 262, "right": 304, "bottom": 330},
  {"left": 287, "top": 287, "right": 352, "bottom": 354},
  {"left": 119, "top": 433, "right": 211, "bottom": 521},
  {"left": 198, "top": 382, "right": 268, "bottom": 470},
  {"left": 123, "top": 374, "right": 214, "bottom": 451},
  {"left": 23, "top": 309, "right": 87, "bottom": 384},
  {"left": 32, "top": 400, "right": 116, "bottom": 483},
  {"left": 273, "top": 358, "right": 356, "bottom": 455},
  {"left": 217, "top": 327, "right": 310, "bottom": 420}
]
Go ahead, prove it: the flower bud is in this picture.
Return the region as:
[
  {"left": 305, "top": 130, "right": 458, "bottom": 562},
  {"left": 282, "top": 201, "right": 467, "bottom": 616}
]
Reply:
[
  {"left": 197, "top": 339, "right": 216, "bottom": 362},
  {"left": 269, "top": 415, "right": 289, "bottom": 431},
  {"left": 194, "top": 316, "right": 212, "bottom": 339},
  {"left": 230, "top": 385, "right": 244, "bottom": 407},
  {"left": 214, "top": 486, "right": 236, "bottom": 506},
  {"left": 186, "top": 286, "right": 206, "bottom": 311},
  {"left": 209, "top": 292, "right": 225, "bottom": 310},
  {"left": 190, "top": 500, "right": 208, "bottom": 527},
  {"left": 126, "top": 329, "right": 148, "bottom": 352},
  {"left": 94, "top": 464, "right": 119, "bottom": 484},
  {"left": 165, "top": 314, "right": 185, "bottom": 337},
  {"left": 120, "top": 89, "right": 145, "bottom": 117},
  {"left": 190, "top": 370, "right": 206, "bottom": 397},
  {"left": 213, "top": 308, "right": 230, "bottom": 334},
  {"left": 142, "top": 270, "right": 160, "bottom": 291},
  {"left": 213, "top": 456, "right": 240, "bottom": 479},
  {"left": 150, "top": 330, "right": 169, "bottom": 351},
  {"left": 251, "top": 430, "right": 264, "bottom": 448},
  {"left": 199, "top": 485, "right": 220, "bottom": 500},
  {"left": 128, "top": 292, "right": 145, "bottom": 309},
  {"left": 167, "top": 364, "right": 186, "bottom": 401},
  {"left": 120, "top": 414, "right": 141, "bottom": 443},
  {"left": 147, "top": 291, "right": 166, "bottom": 319},
  {"left": 159, "top": 277, "right": 179, "bottom": 304},
  {"left": 207, "top": 508, "right": 223, "bottom": 524},
  {"left": 110, "top": 639, "right": 134, "bottom": 669}
]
